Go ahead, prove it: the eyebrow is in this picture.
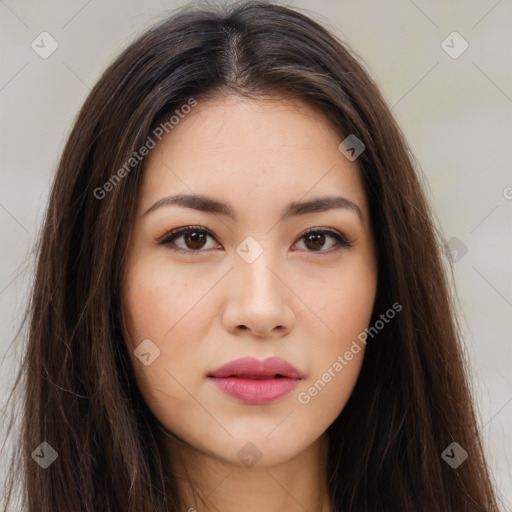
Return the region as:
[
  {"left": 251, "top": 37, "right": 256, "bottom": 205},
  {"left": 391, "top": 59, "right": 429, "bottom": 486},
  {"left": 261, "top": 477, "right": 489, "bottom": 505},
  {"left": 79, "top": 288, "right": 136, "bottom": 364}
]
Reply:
[{"left": 143, "top": 193, "right": 364, "bottom": 223}]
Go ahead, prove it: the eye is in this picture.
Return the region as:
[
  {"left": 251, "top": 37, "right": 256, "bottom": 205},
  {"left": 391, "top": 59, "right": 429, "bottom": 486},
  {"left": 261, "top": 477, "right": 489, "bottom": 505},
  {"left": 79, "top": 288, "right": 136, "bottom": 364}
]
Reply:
[
  {"left": 158, "top": 226, "right": 355, "bottom": 255},
  {"left": 158, "top": 226, "right": 220, "bottom": 254},
  {"left": 292, "top": 228, "right": 355, "bottom": 253}
]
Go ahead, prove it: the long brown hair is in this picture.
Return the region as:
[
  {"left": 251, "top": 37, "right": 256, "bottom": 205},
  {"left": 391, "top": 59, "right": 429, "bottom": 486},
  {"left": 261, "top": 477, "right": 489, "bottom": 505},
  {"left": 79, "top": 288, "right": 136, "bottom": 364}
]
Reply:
[{"left": 1, "top": 1, "right": 501, "bottom": 510}]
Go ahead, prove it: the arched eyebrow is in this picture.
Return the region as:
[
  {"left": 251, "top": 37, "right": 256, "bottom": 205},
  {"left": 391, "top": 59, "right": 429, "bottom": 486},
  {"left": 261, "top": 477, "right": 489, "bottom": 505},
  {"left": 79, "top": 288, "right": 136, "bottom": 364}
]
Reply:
[{"left": 143, "top": 193, "right": 363, "bottom": 224}]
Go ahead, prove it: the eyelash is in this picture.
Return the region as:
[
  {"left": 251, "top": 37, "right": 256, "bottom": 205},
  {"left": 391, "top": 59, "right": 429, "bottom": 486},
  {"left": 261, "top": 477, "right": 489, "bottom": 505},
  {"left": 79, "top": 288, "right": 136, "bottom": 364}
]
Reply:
[{"left": 157, "top": 225, "right": 355, "bottom": 255}]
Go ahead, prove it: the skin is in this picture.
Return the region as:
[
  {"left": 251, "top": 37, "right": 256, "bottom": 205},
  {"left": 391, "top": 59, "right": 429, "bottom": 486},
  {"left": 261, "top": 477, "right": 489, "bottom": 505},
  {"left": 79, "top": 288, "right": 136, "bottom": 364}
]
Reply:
[{"left": 121, "top": 94, "right": 378, "bottom": 512}]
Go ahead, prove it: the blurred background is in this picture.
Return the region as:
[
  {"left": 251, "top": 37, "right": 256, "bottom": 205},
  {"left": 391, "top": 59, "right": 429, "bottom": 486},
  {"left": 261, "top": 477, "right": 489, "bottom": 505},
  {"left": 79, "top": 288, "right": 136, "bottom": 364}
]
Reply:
[{"left": 1, "top": 0, "right": 511, "bottom": 508}]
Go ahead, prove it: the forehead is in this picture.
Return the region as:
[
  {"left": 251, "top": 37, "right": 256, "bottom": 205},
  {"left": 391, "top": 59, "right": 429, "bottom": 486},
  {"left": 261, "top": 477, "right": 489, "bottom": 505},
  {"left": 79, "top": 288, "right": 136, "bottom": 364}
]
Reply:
[
  {"left": 152, "top": 94, "right": 342, "bottom": 154},
  {"left": 138, "top": 94, "right": 369, "bottom": 221}
]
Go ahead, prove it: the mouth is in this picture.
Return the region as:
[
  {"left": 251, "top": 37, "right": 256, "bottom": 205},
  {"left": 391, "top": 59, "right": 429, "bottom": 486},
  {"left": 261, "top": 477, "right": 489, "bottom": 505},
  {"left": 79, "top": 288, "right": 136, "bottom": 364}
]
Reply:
[{"left": 207, "top": 357, "right": 304, "bottom": 404}]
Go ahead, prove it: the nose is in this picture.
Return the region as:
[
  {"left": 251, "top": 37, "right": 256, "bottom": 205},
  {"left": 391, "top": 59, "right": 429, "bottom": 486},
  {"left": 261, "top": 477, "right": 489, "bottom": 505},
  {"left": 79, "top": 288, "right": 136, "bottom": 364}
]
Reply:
[{"left": 221, "top": 244, "right": 295, "bottom": 339}]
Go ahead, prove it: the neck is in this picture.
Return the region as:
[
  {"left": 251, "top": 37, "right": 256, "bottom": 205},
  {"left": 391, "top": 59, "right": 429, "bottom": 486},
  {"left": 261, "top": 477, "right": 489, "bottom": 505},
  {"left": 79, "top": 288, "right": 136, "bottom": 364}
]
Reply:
[{"left": 161, "top": 429, "right": 332, "bottom": 512}]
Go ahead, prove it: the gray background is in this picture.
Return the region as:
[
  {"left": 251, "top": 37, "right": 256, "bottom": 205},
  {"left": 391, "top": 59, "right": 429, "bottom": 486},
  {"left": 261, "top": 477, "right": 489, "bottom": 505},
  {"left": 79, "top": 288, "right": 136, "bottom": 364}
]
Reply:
[{"left": 1, "top": 0, "right": 511, "bottom": 509}]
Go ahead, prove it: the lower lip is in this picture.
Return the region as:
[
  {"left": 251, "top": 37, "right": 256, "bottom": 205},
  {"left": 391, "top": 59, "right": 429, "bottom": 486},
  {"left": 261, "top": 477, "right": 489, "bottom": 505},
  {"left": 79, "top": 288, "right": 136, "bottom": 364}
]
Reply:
[{"left": 209, "top": 377, "right": 300, "bottom": 404}]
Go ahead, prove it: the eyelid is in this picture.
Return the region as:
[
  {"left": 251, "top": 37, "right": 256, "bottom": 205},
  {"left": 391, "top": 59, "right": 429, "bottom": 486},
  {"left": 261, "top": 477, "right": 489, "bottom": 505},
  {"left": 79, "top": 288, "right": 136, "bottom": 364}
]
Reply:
[
  {"left": 156, "top": 225, "right": 212, "bottom": 241},
  {"left": 301, "top": 226, "right": 350, "bottom": 242},
  {"left": 293, "top": 227, "right": 355, "bottom": 252},
  {"left": 157, "top": 225, "right": 221, "bottom": 254}
]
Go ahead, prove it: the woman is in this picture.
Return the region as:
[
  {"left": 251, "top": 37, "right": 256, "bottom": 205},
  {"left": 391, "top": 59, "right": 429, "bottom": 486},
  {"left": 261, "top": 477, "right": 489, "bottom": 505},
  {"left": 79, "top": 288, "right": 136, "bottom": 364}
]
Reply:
[{"left": 1, "top": 1, "right": 501, "bottom": 511}]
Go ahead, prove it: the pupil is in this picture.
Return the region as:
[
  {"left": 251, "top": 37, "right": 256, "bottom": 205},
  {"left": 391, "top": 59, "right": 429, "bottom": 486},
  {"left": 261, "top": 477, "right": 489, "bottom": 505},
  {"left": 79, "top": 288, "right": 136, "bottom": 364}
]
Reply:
[
  {"left": 186, "top": 232, "right": 206, "bottom": 249},
  {"left": 306, "top": 233, "right": 325, "bottom": 251}
]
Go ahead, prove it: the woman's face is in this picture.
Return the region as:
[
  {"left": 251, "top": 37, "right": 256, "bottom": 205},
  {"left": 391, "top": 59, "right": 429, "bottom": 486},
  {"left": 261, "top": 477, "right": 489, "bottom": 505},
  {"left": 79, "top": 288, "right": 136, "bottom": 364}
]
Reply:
[{"left": 121, "top": 94, "right": 378, "bottom": 467}]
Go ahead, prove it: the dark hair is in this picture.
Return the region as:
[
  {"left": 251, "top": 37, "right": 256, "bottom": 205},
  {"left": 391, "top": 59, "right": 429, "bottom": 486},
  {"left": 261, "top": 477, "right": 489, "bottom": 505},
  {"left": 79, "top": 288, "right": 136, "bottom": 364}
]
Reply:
[{"left": 1, "top": 1, "right": 501, "bottom": 510}]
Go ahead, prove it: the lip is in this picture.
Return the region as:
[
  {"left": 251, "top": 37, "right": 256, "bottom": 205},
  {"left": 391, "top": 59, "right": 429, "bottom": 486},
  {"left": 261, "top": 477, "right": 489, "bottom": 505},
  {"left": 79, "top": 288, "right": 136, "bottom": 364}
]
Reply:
[{"left": 208, "top": 357, "right": 304, "bottom": 404}]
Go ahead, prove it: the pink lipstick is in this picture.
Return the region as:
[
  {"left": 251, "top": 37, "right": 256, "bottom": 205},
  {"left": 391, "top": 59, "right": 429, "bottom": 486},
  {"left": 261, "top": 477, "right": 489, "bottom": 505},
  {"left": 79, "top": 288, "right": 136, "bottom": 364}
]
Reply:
[{"left": 208, "top": 356, "right": 304, "bottom": 404}]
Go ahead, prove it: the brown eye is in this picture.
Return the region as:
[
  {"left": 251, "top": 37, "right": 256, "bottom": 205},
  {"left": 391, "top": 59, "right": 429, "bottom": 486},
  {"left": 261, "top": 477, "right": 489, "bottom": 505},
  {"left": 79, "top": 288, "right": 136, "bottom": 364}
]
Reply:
[
  {"left": 182, "top": 230, "right": 207, "bottom": 250},
  {"left": 158, "top": 226, "right": 220, "bottom": 254},
  {"left": 295, "top": 229, "right": 354, "bottom": 253},
  {"left": 303, "top": 232, "right": 327, "bottom": 251}
]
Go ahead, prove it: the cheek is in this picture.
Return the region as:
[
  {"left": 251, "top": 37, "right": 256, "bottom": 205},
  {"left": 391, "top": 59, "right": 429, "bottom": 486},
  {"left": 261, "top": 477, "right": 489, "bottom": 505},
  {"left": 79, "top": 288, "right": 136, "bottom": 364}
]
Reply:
[
  {"left": 307, "top": 254, "right": 377, "bottom": 349},
  {"left": 293, "top": 304, "right": 371, "bottom": 438},
  {"left": 297, "top": 350, "right": 365, "bottom": 428},
  {"left": 122, "top": 258, "right": 210, "bottom": 351},
  {"left": 294, "top": 253, "right": 376, "bottom": 418},
  {"left": 121, "top": 259, "right": 212, "bottom": 416}
]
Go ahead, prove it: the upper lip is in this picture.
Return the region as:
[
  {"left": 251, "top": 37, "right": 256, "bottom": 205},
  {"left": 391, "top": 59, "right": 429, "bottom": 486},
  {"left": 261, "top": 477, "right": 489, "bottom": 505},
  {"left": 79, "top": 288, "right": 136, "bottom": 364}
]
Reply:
[{"left": 208, "top": 357, "right": 304, "bottom": 379}]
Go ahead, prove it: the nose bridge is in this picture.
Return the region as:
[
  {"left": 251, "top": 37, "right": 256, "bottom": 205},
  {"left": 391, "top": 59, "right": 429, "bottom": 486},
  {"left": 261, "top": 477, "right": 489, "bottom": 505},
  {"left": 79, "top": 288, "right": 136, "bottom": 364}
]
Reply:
[
  {"left": 223, "top": 234, "right": 294, "bottom": 336},
  {"left": 235, "top": 235, "right": 282, "bottom": 299}
]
